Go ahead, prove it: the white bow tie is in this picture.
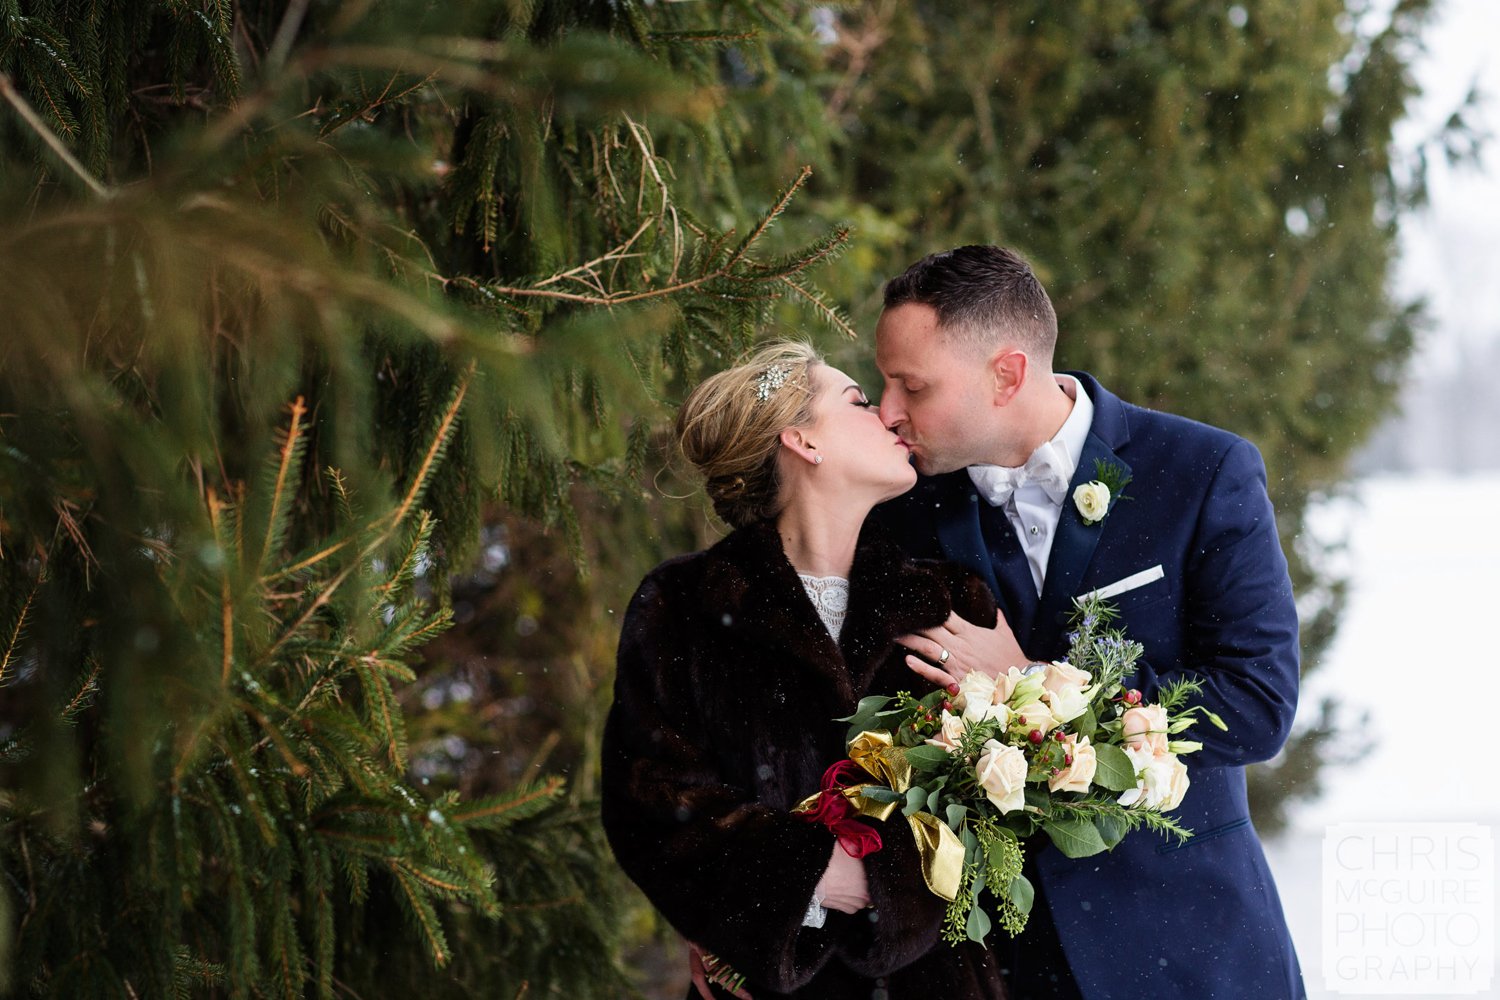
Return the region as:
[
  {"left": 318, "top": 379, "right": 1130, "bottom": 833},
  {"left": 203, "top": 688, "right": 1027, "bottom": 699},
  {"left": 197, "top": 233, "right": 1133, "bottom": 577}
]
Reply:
[{"left": 969, "top": 442, "right": 1071, "bottom": 507}]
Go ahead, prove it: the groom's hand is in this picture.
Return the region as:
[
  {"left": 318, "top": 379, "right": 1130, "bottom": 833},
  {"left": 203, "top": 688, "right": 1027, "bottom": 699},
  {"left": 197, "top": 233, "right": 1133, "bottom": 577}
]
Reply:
[{"left": 898, "top": 611, "right": 1027, "bottom": 692}]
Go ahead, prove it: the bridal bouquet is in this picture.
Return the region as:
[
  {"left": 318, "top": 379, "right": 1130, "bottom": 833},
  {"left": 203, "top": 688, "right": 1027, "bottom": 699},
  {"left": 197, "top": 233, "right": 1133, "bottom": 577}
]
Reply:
[{"left": 813, "top": 595, "right": 1224, "bottom": 945}]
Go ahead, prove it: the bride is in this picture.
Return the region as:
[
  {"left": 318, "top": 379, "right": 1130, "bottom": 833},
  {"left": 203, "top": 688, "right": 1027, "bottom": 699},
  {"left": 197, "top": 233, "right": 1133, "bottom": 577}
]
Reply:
[{"left": 601, "top": 342, "right": 1011, "bottom": 998}]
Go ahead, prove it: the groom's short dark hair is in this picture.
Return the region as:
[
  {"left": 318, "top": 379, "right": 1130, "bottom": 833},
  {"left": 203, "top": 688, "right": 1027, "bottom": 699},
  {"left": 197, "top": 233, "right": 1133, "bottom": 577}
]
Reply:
[{"left": 883, "top": 245, "right": 1058, "bottom": 359}]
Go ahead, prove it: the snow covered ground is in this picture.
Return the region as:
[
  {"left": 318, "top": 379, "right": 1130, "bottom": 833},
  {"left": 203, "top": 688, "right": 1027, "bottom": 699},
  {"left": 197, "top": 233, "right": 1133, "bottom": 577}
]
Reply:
[{"left": 1265, "top": 473, "right": 1500, "bottom": 998}]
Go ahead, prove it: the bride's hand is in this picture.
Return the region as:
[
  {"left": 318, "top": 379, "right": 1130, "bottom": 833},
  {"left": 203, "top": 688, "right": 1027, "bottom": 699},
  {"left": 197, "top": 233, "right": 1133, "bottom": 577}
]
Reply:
[
  {"left": 898, "top": 610, "right": 1027, "bottom": 691},
  {"left": 814, "top": 843, "right": 870, "bottom": 914}
]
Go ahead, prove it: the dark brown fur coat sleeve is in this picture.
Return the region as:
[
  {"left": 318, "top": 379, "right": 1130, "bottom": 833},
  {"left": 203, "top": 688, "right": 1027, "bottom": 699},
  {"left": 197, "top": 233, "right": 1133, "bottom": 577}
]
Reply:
[
  {"left": 602, "top": 569, "right": 838, "bottom": 992},
  {"left": 601, "top": 523, "right": 1006, "bottom": 998}
]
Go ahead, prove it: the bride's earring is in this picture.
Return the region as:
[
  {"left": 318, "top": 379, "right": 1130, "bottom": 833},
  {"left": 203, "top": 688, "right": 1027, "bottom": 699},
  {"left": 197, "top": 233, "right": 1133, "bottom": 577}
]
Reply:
[{"left": 813, "top": 454, "right": 823, "bottom": 465}]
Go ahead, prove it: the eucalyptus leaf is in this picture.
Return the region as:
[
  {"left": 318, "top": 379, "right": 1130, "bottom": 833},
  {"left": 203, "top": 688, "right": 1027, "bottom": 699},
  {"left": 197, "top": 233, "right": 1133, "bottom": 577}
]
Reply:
[
  {"left": 1009, "top": 874, "right": 1034, "bottom": 914},
  {"left": 945, "top": 802, "right": 968, "bottom": 831},
  {"left": 836, "top": 695, "right": 893, "bottom": 736},
  {"left": 859, "top": 786, "right": 902, "bottom": 804},
  {"left": 903, "top": 784, "right": 927, "bottom": 816},
  {"left": 966, "top": 902, "right": 992, "bottom": 944}
]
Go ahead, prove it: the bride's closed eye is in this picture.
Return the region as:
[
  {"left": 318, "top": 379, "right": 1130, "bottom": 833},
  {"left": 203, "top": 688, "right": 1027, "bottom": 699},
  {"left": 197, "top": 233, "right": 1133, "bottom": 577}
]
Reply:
[{"left": 852, "top": 398, "right": 874, "bottom": 409}]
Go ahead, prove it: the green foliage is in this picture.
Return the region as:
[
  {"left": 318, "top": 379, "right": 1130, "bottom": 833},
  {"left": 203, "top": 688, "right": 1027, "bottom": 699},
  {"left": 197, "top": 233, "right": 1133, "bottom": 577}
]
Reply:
[
  {"left": 1, "top": 0, "right": 852, "bottom": 995},
  {"left": 0, "top": 0, "right": 1461, "bottom": 993}
]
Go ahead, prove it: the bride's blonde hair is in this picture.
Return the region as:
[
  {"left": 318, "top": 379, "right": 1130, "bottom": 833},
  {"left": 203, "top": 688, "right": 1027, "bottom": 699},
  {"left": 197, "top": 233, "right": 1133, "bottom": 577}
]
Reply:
[{"left": 675, "top": 341, "right": 823, "bottom": 528}]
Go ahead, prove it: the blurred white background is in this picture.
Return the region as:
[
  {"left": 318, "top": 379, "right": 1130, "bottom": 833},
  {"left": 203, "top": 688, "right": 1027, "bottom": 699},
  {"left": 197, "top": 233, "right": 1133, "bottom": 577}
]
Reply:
[{"left": 1264, "top": 1, "right": 1500, "bottom": 995}]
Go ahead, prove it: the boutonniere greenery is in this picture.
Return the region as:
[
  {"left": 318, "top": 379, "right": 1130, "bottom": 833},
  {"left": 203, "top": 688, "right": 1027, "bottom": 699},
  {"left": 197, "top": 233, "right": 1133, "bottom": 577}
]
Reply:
[{"left": 1073, "top": 459, "right": 1132, "bottom": 526}]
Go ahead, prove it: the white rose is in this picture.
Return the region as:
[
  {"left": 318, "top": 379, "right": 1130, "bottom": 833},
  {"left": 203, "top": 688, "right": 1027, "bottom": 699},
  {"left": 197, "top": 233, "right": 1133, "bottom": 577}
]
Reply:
[
  {"left": 977, "top": 700, "right": 1012, "bottom": 728},
  {"left": 957, "top": 671, "right": 999, "bottom": 722},
  {"left": 1117, "top": 745, "right": 1191, "bottom": 811},
  {"left": 1042, "top": 660, "right": 1092, "bottom": 695},
  {"left": 1010, "top": 699, "right": 1059, "bottom": 736},
  {"left": 975, "top": 739, "right": 1029, "bottom": 814},
  {"left": 924, "top": 709, "right": 968, "bottom": 754},
  {"left": 1073, "top": 481, "right": 1111, "bottom": 523},
  {"left": 1043, "top": 682, "right": 1091, "bottom": 725}
]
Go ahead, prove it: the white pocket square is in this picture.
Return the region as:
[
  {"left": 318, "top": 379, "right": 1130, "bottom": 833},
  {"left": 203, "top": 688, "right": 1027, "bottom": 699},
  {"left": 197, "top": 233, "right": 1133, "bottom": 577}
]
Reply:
[{"left": 1076, "top": 565, "right": 1165, "bottom": 604}]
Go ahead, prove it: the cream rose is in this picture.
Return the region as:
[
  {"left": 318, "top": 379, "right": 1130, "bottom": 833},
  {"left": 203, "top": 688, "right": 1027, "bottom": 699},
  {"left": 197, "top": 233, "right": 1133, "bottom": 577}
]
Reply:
[
  {"left": 1043, "top": 682, "right": 1091, "bottom": 725},
  {"left": 1042, "top": 660, "right": 1092, "bottom": 696},
  {"left": 1073, "top": 481, "right": 1111, "bottom": 523},
  {"left": 1158, "top": 754, "right": 1191, "bottom": 811},
  {"left": 1047, "top": 734, "right": 1098, "bottom": 794},
  {"left": 957, "top": 670, "right": 998, "bottom": 721},
  {"left": 957, "top": 671, "right": 1013, "bottom": 727},
  {"left": 1121, "top": 704, "right": 1170, "bottom": 755},
  {"left": 1010, "top": 699, "right": 1059, "bottom": 735},
  {"left": 924, "top": 709, "right": 968, "bottom": 754},
  {"left": 1117, "top": 745, "right": 1191, "bottom": 811},
  {"left": 975, "top": 739, "right": 1028, "bottom": 813}
]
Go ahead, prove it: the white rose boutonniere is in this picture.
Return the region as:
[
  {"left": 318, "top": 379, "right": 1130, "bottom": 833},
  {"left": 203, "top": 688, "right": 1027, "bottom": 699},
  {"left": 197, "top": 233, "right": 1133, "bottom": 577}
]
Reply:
[
  {"left": 1073, "top": 458, "right": 1132, "bottom": 526},
  {"left": 1073, "top": 482, "right": 1110, "bottom": 524}
]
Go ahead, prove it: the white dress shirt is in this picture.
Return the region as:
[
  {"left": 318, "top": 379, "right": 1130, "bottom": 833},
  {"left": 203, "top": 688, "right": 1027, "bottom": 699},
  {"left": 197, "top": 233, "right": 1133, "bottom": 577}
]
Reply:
[{"left": 968, "top": 376, "right": 1094, "bottom": 594}]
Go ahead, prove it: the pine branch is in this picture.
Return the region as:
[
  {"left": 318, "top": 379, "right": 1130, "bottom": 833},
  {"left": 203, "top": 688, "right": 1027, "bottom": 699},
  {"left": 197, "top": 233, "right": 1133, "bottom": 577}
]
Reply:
[
  {"left": 448, "top": 777, "right": 565, "bottom": 830},
  {"left": 775, "top": 275, "right": 856, "bottom": 339},
  {"left": 0, "top": 70, "right": 110, "bottom": 198},
  {"left": 389, "top": 371, "right": 471, "bottom": 530},
  {"left": 0, "top": 577, "right": 39, "bottom": 687},
  {"left": 481, "top": 167, "right": 819, "bottom": 307},
  {"left": 257, "top": 397, "right": 310, "bottom": 575},
  {"left": 205, "top": 488, "right": 236, "bottom": 684}
]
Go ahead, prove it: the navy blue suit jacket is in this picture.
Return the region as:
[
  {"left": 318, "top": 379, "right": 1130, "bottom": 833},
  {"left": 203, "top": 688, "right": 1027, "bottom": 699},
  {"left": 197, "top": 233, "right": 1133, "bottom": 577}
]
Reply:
[{"left": 873, "top": 372, "right": 1305, "bottom": 999}]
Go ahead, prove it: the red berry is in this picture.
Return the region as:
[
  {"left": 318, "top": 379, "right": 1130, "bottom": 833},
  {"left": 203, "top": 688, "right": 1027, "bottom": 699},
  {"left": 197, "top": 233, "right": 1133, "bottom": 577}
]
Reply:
[
  {"left": 1124, "top": 689, "right": 1143, "bottom": 705},
  {"left": 941, "top": 701, "right": 953, "bottom": 712},
  {"left": 1017, "top": 715, "right": 1028, "bottom": 726},
  {"left": 1053, "top": 730, "right": 1065, "bottom": 741},
  {"left": 1028, "top": 729, "right": 1044, "bottom": 745},
  {"left": 1064, "top": 754, "right": 1074, "bottom": 766}
]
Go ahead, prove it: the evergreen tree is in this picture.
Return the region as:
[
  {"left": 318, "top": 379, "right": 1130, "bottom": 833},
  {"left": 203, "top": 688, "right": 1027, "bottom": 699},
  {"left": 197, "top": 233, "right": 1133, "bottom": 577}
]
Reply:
[
  {"left": 0, "top": 0, "right": 1463, "bottom": 995},
  {"left": 2, "top": 1, "right": 847, "bottom": 995}
]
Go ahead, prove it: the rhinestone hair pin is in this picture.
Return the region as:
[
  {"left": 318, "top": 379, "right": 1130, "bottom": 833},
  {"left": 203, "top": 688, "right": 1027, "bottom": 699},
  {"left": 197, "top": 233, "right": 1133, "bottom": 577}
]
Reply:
[{"left": 753, "top": 363, "right": 793, "bottom": 402}]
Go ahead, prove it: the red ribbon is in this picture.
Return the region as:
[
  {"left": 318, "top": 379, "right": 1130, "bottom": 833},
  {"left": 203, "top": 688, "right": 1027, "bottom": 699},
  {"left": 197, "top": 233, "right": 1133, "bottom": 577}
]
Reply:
[{"left": 799, "top": 759, "right": 883, "bottom": 859}]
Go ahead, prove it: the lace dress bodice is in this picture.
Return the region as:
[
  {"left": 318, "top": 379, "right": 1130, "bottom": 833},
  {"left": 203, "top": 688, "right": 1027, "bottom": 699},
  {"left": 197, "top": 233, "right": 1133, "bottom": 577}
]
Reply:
[{"left": 798, "top": 573, "right": 849, "bottom": 641}]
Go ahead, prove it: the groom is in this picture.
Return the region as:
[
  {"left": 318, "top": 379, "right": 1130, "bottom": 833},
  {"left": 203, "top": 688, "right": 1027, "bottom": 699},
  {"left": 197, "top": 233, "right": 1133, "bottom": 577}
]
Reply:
[{"left": 871, "top": 246, "right": 1305, "bottom": 998}]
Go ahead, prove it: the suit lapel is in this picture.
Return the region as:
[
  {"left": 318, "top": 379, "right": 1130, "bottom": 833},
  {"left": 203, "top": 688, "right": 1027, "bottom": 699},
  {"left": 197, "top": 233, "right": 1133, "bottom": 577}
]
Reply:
[
  {"left": 932, "top": 474, "right": 1000, "bottom": 596},
  {"left": 931, "top": 473, "right": 1041, "bottom": 646},
  {"left": 1032, "top": 374, "right": 1134, "bottom": 653}
]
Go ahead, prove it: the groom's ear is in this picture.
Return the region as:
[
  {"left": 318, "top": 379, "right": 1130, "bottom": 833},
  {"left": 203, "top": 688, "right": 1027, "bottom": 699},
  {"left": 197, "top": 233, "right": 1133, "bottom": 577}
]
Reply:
[{"left": 989, "top": 349, "right": 1028, "bottom": 405}]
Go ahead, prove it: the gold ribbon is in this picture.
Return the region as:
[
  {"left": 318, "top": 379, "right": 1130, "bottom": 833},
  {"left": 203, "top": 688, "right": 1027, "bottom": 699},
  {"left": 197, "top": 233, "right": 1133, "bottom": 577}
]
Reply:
[
  {"left": 906, "top": 810, "right": 965, "bottom": 901},
  {"left": 796, "top": 729, "right": 967, "bottom": 902}
]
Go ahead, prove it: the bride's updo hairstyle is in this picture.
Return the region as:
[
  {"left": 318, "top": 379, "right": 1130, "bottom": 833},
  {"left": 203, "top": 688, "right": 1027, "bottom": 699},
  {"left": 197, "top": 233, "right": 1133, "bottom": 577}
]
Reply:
[{"left": 675, "top": 341, "right": 824, "bottom": 528}]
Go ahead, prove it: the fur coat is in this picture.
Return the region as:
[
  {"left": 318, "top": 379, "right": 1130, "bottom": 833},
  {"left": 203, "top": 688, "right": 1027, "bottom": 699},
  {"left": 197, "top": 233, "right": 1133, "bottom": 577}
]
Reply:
[{"left": 601, "top": 520, "right": 1010, "bottom": 999}]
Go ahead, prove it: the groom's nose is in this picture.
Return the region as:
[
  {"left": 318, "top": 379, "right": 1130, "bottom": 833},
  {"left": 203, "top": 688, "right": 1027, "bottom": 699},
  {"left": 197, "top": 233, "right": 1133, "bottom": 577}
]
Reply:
[{"left": 878, "top": 393, "right": 905, "bottom": 431}]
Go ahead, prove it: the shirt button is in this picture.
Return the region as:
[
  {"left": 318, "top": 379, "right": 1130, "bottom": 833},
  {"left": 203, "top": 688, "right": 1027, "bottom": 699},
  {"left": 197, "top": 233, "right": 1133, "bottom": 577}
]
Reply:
[{"left": 1029, "top": 525, "right": 1039, "bottom": 535}]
